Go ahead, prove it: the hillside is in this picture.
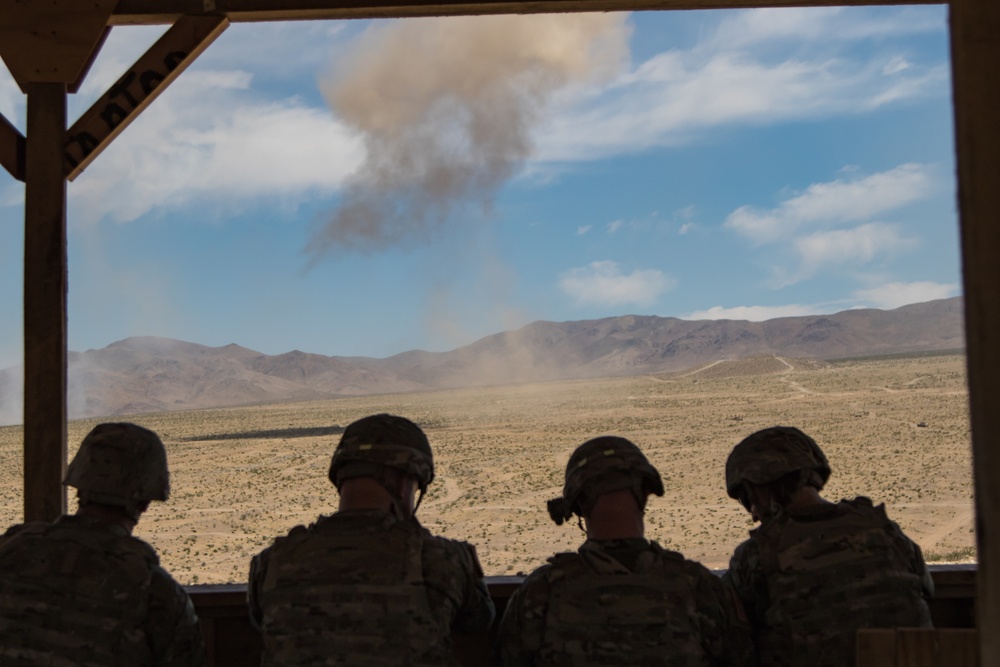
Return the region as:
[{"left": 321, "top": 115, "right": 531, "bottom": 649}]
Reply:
[{"left": 0, "top": 297, "right": 964, "bottom": 422}]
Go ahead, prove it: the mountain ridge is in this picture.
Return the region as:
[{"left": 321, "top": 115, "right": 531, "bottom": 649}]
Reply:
[{"left": 0, "top": 297, "right": 964, "bottom": 423}]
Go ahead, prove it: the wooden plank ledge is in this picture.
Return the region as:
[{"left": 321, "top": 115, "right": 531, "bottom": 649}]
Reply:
[{"left": 107, "top": 0, "right": 941, "bottom": 25}]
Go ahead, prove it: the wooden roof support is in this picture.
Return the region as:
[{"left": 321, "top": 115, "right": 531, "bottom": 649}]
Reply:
[
  {"left": 951, "top": 0, "right": 1000, "bottom": 662},
  {"left": 65, "top": 15, "right": 230, "bottom": 180},
  {"left": 7, "top": 4, "right": 998, "bottom": 664},
  {"left": 0, "top": 112, "right": 25, "bottom": 182},
  {"left": 107, "top": 0, "right": 939, "bottom": 25},
  {"left": 0, "top": 0, "right": 116, "bottom": 91},
  {"left": 23, "top": 83, "right": 68, "bottom": 523}
]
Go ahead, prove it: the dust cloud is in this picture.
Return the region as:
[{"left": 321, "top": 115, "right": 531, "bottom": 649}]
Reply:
[
  {"left": 0, "top": 365, "right": 21, "bottom": 427},
  {"left": 309, "top": 13, "right": 630, "bottom": 256}
]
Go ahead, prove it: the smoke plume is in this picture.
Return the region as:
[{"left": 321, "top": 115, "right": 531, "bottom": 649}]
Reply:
[{"left": 310, "top": 13, "right": 630, "bottom": 256}]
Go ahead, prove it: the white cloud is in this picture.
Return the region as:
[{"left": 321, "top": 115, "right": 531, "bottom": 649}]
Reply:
[
  {"left": 725, "top": 164, "right": 935, "bottom": 244},
  {"left": 576, "top": 225, "right": 592, "bottom": 235},
  {"left": 69, "top": 69, "right": 364, "bottom": 225},
  {"left": 853, "top": 281, "right": 960, "bottom": 309},
  {"left": 678, "top": 223, "right": 694, "bottom": 235},
  {"left": 534, "top": 8, "right": 947, "bottom": 164},
  {"left": 0, "top": 23, "right": 366, "bottom": 226},
  {"left": 708, "top": 6, "right": 943, "bottom": 51},
  {"left": 559, "top": 260, "right": 674, "bottom": 307},
  {"left": 883, "top": 56, "right": 912, "bottom": 75},
  {"left": 767, "top": 222, "right": 918, "bottom": 287},
  {"left": 684, "top": 303, "right": 824, "bottom": 321},
  {"left": 682, "top": 281, "right": 958, "bottom": 321},
  {"left": 793, "top": 222, "right": 916, "bottom": 268},
  {"left": 607, "top": 220, "right": 624, "bottom": 234}
]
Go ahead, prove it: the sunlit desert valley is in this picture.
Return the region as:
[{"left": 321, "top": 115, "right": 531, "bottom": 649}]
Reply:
[{"left": 0, "top": 351, "right": 972, "bottom": 585}]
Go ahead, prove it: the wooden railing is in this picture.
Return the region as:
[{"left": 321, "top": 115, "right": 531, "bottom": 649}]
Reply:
[
  {"left": 188, "top": 565, "right": 977, "bottom": 666},
  {"left": 857, "top": 629, "right": 979, "bottom": 667}
]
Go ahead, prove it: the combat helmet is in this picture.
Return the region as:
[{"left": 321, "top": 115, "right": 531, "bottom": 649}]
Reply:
[
  {"left": 63, "top": 422, "right": 170, "bottom": 520},
  {"left": 547, "top": 436, "right": 664, "bottom": 525},
  {"left": 725, "top": 426, "right": 831, "bottom": 500},
  {"left": 328, "top": 413, "right": 435, "bottom": 496}
]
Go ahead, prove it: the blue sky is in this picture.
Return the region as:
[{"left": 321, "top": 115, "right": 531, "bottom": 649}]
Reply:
[{"left": 0, "top": 6, "right": 960, "bottom": 370}]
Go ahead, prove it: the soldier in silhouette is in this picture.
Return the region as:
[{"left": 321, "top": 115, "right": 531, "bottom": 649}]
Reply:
[
  {"left": 724, "top": 426, "right": 933, "bottom": 667},
  {"left": 0, "top": 422, "right": 205, "bottom": 665},
  {"left": 249, "top": 413, "right": 494, "bottom": 665},
  {"left": 499, "top": 435, "right": 755, "bottom": 666}
]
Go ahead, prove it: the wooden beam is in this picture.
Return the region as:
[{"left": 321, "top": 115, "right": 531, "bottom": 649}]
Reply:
[
  {"left": 69, "top": 27, "right": 112, "bottom": 95},
  {"left": 857, "top": 629, "right": 979, "bottom": 667},
  {"left": 950, "top": 0, "right": 1000, "bottom": 664},
  {"left": 0, "top": 0, "right": 116, "bottom": 91},
  {"left": 23, "top": 82, "right": 68, "bottom": 523},
  {"left": 107, "top": 0, "right": 941, "bottom": 25},
  {"left": 65, "top": 15, "right": 229, "bottom": 180},
  {"left": 0, "top": 111, "right": 25, "bottom": 182}
]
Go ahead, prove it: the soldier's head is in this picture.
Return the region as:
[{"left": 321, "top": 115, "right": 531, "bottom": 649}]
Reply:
[
  {"left": 547, "top": 436, "right": 664, "bottom": 527},
  {"left": 63, "top": 422, "right": 170, "bottom": 522},
  {"left": 725, "top": 426, "right": 831, "bottom": 522},
  {"left": 328, "top": 413, "right": 435, "bottom": 518}
]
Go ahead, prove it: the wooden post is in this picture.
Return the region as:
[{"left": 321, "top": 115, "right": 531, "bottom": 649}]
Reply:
[
  {"left": 950, "top": 0, "right": 1000, "bottom": 663},
  {"left": 23, "top": 82, "right": 68, "bottom": 522}
]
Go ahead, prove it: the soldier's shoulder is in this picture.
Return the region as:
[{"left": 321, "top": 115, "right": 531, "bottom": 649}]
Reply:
[
  {"left": 731, "top": 535, "right": 759, "bottom": 558},
  {"left": 650, "top": 545, "right": 723, "bottom": 583},
  {"left": 251, "top": 523, "right": 309, "bottom": 570},
  {"left": 648, "top": 540, "right": 689, "bottom": 562},
  {"left": 728, "top": 537, "right": 761, "bottom": 570},
  {"left": 515, "top": 560, "right": 559, "bottom": 598},
  {"left": 120, "top": 534, "right": 161, "bottom": 565},
  {"left": 149, "top": 563, "right": 195, "bottom": 603},
  {"left": 0, "top": 521, "right": 46, "bottom": 539},
  {"left": 841, "top": 496, "right": 890, "bottom": 516},
  {"left": 543, "top": 550, "right": 582, "bottom": 572},
  {"left": 284, "top": 522, "right": 314, "bottom": 540},
  {"left": 420, "top": 525, "right": 467, "bottom": 553},
  {"left": 421, "top": 529, "right": 482, "bottom": 570},
  {"left": 838, "top": 497, "right": 896, "bottom": 525},
  {"left": 264, "top": 521, "right": 313, "bottom": 550},
  {"left": 0, "top": 521, "right": 47, "bottom": 551}
]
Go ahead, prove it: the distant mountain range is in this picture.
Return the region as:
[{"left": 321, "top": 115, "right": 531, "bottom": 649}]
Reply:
[{"left": 0, "top": 297, "right": 964, "bottom": 422}]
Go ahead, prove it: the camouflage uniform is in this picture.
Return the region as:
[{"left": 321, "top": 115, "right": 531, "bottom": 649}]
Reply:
[
  {"left": 249, "top": 510, "right": 493, "bottom": 666},
  {"left": 0, "top": 423, "right": 204, "bottom": 667},
  {"left": 723, "top": 498, "right": 933, "bottom": 667},
  {"left": 0, "top": 516, "right": 203, "bottom": 667},
  {"left": 248, "top": 413, "right": 494, "bottom": 666},
  {"left": 500, "top": 436, "right": 755, "bottom": 667},
  {"left": 723, "top": 427, "right": 933, "bottom": 667},
  {"left": 499, "top": 538, "right": 755, "bottom": 667}
]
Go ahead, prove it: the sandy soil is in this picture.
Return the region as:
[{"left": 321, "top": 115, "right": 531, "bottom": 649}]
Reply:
[{"left": 0, "top": 353, "right": 974, "bottom": 584}]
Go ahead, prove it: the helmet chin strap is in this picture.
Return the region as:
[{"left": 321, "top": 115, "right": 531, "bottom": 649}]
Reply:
[
  {"left": 384, "top": 478, "right": 426, "bottom": 520},
  {"left": 412, "top": 488, "right": 426, "bottom": 515},
  {"left": 387, "top": 496, "right": 408, "bottom": 520}
]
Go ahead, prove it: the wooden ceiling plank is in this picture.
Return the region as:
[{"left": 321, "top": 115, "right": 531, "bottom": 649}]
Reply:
[
  {"left": 65, "top": 15, "right": 230, "bottom": 181},
  {"left": 0, "top": 0, "right": 117, "bottom": 90},
  {"left": 107, "top": 0, "right": 941, "bottom": 25},
  {"left": 0, "top": 112, "right": 25, "bottom": 182}
]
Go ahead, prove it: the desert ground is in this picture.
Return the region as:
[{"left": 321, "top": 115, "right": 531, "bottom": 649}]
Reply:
[{"left": 0, "top": 352, "right": 974, "bottom": 585}]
